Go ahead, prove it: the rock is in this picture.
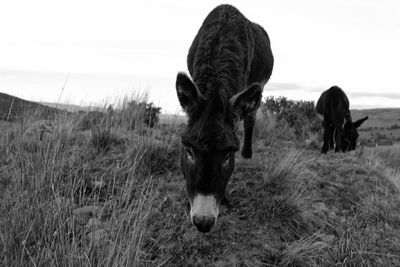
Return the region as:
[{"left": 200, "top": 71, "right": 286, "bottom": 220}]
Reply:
[
  {"left": 73, "top": 205, "right": 102, "bottom": 224},
  {"left": 310, "top": 241, "right": 328, "bottom": 250},
  {"left": 157, "top": 196, "right": 171, "bottom": 212},
  {"left": 92, "top": 181, "right": 105, "bottom": 190},
  {"left": 54, "top": 196, "right": 73, "bottom": 209},
  {"left": 73, "top": 205, "right": 102, "bottom": 216},
  {"left": 312, "top": 202, "right": 329, "bottom": 220},
  {"left": 23, "top": 120, "right": 54, "bottom": 140},
  {"left": 328, "top": 211, "right": 337, "bottom": 220},
  {"left": 85, "top": 228, "right": 108, "bottom": 244},
  {"left": 330, "top": 206, "right": 339, "bottom": 213},
  {"left": 312, "top": 202, "right": 328, "bottom": 212},
  {"left": 85, "top": 218, "right": 103, "bottom": 231}
]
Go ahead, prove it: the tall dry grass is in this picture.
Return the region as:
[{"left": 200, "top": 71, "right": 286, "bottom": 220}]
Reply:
[
  {"left": 359, "top": 147, "right": 400, "bottom": 192},
  {"left": 0, "top": 96, "right": 180, "bottom": 266}
]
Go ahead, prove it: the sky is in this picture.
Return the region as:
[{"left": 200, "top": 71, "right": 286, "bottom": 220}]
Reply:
[{"left": 0, "top": 0, "right": 399, "bottom": 113}]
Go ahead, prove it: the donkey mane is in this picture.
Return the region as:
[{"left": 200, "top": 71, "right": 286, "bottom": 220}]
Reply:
[
  {"left": 193, "top": 35, "right": 245, "bottom": 99},
  {"left": 184, "top": 89, "right": 239, "bottom": 151},
  {"left": 181, "top": 4, "right": 272, "bottom": 153},
  {"left": 187, "top": 7, "right": 249, "bottom": 138},
  {"left": 188, "top": 90, "right": 231, "bottom": 133},
  {"left": 190, "top": 5, "right": 248, "bottom": 99}
]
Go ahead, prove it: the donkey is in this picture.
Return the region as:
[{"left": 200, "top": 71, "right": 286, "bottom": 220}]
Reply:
[
  {"left": 175, "top": 4, "right": 273, "bottom": 232},
  {"left": 316, "top": 86, "right": 368, "bottom": 153}
]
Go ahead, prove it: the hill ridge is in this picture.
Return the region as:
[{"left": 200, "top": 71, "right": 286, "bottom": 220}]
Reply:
[{"left": 0, "top": 92, "right": 62, "bottom": 121}]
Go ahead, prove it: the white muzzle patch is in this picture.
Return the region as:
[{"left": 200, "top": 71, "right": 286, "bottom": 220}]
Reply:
[{"left": 190, "top": 194, "right": 219, "bottom": 223}]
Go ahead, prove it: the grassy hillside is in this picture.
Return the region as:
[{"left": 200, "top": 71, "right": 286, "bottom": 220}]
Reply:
[
  {"left": 40, "top": 102, "right": 94, "bottom": 112},
  {"left": 352, "top": 109, "right": 400, "bottom": 129},
  {"left": 351, "top": 109, "right": 400, "bottom": 146},
  {"left": 1, "top": 101, "right": 400, "bottom": 266},
  {"left": 0, "top": 92, "right": 62, "bottom": 121}
]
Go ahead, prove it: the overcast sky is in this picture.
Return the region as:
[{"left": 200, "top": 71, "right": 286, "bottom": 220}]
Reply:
[{"left": 0, "top": 0, "right": 399, "bottom": 113}]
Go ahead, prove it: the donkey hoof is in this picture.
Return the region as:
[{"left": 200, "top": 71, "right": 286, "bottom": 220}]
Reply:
[{"left": 241, "top": 149, "right": 252, "bottom": 159}]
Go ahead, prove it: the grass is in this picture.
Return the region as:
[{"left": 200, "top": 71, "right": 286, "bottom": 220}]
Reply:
[
  {"left": 374, "top": 144, "right": 400, "bottom": 170},
  {"left": 1, "top": 100, "right": 400, "bottom": 266}
]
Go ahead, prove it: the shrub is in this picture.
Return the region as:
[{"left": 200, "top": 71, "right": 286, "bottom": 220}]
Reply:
[
  {"left": 144, "top": 102, "right": 161, "bottom": 128},
  {"left": 262, "top": 96, "right": 321, "bottom": 138},
  {"left": 115, "top": 100, "right": 161, "bottom": 130},
  {"left": 74, "top": 99, "right": 161, "bottom": 132},
  {"left": 75, "top": 111, "right": 105, "bottom": 131}
]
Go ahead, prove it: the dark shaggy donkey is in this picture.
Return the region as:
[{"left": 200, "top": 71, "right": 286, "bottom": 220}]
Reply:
[
  {"left": 176, "top": 4, "right": 273, "bottom": 232},
  {"left": 316, "top": 86, "right": 368, "bottom": 153}
]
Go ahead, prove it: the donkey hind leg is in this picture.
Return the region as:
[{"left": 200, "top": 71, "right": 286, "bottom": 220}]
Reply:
[
  {"left": 329, "top": 124, "right": 334, "bottom": 150},
  {"left": 321, "top": 123, "right": 333, "bottom": 154},
  {"left": 241, "top": 111, "right": 256, "bottom": 159}
]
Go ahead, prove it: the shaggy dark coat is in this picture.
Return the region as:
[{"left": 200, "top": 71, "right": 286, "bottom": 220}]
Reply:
[
  {"left": 316, "top": 86, "right": 368, "bottom": 153},
  {"left": 175, "top": 4, "right": 273, "bottom": 232}
]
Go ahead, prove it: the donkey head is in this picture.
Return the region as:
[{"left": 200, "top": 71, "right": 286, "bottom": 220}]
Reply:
[
  {"left": 341, "top": 116, "right": 368, "bottom": 152},
  {"left": 176, "top": 72, "right": 261, "bottom": 232}
]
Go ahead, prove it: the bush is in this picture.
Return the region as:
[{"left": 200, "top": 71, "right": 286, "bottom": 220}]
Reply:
[
  {"left": 262, "top": 96, "right": 321, "bottom": 138},
  {"left": 75, "top": 100, "right": 161, "bottom": 131},
  {"left": 75, "top": 111, "right": 105, "bottom": 131},
  {"left": 114, "top": 100, "right": 161, "bottom": 130},
  {"left": 144, "top": 103, "right": 161, "bottom": 128},
  {"left": 123, "top": 100, "right": 161, "bottom": 129}
]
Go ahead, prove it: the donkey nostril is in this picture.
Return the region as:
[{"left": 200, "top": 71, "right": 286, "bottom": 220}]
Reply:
[{"left": 193, "top": 215, "right": 215, "bottom": 232}]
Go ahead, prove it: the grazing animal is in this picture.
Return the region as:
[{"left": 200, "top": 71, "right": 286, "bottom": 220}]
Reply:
[
  {"left": 316, "top": 86, "right": 368, "bottom": 153},
  {"left": 175, "top": 4, "right": 273, "bottom": 232}
]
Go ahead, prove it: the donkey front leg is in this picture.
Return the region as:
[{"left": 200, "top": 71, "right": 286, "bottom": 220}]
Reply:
[
  {"left": 334, "top": 123, "right": 343, "bottom": 153},
  {"left": 241, "top": 112, "right": 256, "bottom": 159}
]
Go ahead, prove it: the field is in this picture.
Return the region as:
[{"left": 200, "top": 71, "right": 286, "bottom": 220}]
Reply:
[
  {"left": 352, "top": 109, "right": 400, "bottom": 146},
  {"left": 352, "top": 109, "right": 400, "bottom": 129},
  {"left": 1, "top": 99, "right": 400, "bottom": 266}
]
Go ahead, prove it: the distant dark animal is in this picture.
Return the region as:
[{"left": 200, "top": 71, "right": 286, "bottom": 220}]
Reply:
[
  {"left": 316, "top": 86, "right": 368, "bottom": 153},
  {"left": 175, "top": 4, "right": 273, "bottom": 232}
]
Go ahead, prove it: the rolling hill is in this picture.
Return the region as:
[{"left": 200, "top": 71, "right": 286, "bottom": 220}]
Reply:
[
  {"left": 0, "top": 92, "right": 63, "bottom": 121},
  {"left": 351, "top": 109, "right": 400, "bottom": 145},
  {"left": 352, "top": 108, "right": 400, "bottom": 129}
]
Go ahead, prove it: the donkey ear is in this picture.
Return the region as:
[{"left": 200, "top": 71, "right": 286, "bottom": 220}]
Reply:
[
  {"left": 176, "top": 72, "right": 204, "bottom": 115},
  {"left": 353, "top": 116, "right": 368, "bottom": 128},
  {"left": 230, "top": 83, "right": 262, "bottom": 121}
]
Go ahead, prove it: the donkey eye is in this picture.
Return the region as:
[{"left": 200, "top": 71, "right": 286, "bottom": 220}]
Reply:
[
  {"left": 223, "top": 153, "right": 232, "bottom": 166},
  {"left": 186, "top": 148, "right": 195, "bottom": 162}
]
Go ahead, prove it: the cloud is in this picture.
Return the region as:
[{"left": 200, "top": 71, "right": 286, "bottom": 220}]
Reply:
[
  {"left": 265, "top": 83, "right": 400, "bottom": 100},
  {"left": 265, "top": 82, "right": 306, "bottom": 91},
  {"left": 264, "top": 82, "right": 323, "bottom": 93},
  {"left": 348, "top": 92, "right": 400, "bottom": 100}
]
